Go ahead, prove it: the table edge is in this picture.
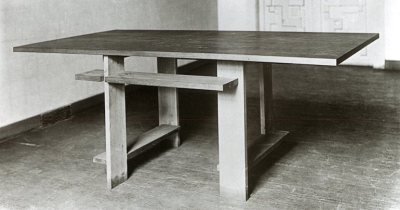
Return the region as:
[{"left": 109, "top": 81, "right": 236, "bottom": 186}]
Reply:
[
  {"left": 336, "top": 33, "right": 379, "bottom": 65},
  {"left": 13, "top": 47, "right": 338, "bottom": 66},
  {"left": 13, "top": 32, "right": 379, "bottom": 66}
]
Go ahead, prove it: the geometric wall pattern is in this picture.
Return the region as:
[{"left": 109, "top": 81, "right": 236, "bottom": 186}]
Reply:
[
  {"left": 262, "top": 0, "right": 369, "bottom": 57},
  {"left": 264, "top": 0, "right": 306, "bottom": 32},
  {"left": 321, "top": 0, "right": 367, "bottom": 56},
  {"left": 321, "top": 0, "right": 367, "bottom": 33},
  {"left": 264, "top": 0, "right": 367, "bottom": 33}
]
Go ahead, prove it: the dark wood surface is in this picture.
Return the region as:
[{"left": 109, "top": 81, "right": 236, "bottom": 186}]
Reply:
[{"left": 14, "top": 30, "right": 378, "bottom": 66}]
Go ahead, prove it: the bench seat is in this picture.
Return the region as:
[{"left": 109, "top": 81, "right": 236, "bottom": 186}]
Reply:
[{"left": 76, "top": 69, "right": 238, "bottom": 91}]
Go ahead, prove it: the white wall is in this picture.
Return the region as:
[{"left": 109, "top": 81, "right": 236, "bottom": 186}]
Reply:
[
  {"left": 385, "top": 0, "right": 400, "bottom": 61},
  {"left": 0, "top": 0, "right": 217, "bottom": 127},
  {"left": 218, "top": 0, "right": 259, "bottom": 30},
  {"left": 217, "top": 0, "right": 261, "bottom": 100}
]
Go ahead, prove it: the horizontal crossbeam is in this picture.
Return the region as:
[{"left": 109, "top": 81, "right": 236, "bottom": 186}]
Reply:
[
  {"left": 248, "top": 130, "right": 289, "bottom": 168},
  {"left": 75, "top": 69, "right": 104, "bottom": 82},
  {"left": 76, "top": 70, "right": 238, "bottom": 91},
  {"left": 93, "top": 124, "right": 180, "bottom": 164}
]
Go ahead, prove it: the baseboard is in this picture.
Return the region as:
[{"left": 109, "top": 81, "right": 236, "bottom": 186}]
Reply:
[
  {"left": 70, "top": 94, "right": 104, "bottom": 114},
  {"left": 385, "top": 60, "right": 400, "bottom": 70},
  {"left": 0, "top": 94, "right": 104, "bottom": 141},
  {"left": 0, "top": 60, "right": 212, "bottom": 140},
  {"left": 0, "top": 116, "right": 41, "bottom": 140}
]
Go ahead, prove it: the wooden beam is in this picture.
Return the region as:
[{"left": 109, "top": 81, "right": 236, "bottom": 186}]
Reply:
[
  {"left": 74, "top": 61, "right": 214, "bottom": 83},
  {"left": 93, "top": 125, "right": 180, "bottom": 164},
  {"left": 105, "top": 72, "right": 238, "bottom": 91},
  {"left": 248, "top": 131, "right": 289, "bottom": 168},
  {"left": 75, "top": 69, "right": 104, "bottom": 82},
  {"left": 104, "top": 56, "right": 127, "bottom": 189},
  {"left": 217, "top": 61, "right": 248, "bottom": 201},
  {"left": 259, "top": 63, "right": 273, "bottom": 134},
  {"left": 158, "top": 58, "right": 180, "bottom": 147},
  {"left": 75, "top": 69, "right": 238, "bottom": 92}
]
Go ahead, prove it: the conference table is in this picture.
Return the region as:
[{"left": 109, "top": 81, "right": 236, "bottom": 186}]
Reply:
[{"left": 14, "top": 30, "right": 378, "bottom": 201}]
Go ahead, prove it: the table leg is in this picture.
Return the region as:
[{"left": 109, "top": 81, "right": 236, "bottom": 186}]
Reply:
[
  {"left": 157, "top": 58, "right": 180, "bottom": 147},
  {"left": 104, "top": 56, "right": 127, "bottom": 189},
  {"left": 259, "top": 63, "right": 273, "bottom": 134},
  {"left": 247, "top": 62, "right": 288, "bottom": 168},
  {"left": 217, "top": 61, "right": 248, "bottom": 201}
]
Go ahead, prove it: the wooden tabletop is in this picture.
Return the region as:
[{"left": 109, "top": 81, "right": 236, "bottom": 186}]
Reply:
[{"left": 14, "top": 30, "right": 378, "bottom": 66}]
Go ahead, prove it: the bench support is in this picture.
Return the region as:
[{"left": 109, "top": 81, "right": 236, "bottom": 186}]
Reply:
[
  {"left": 81, "top": 59, "right": 287, "bottom": 202},
  {"left": 260, "top": 63, "right": 273, "bottom": 134},
  {"left": 93, "top": 125, "right": 180, "bottom": 164},
  {"left": 104, "top": 56, "right": 128, "bottom": 189},
  {"left": 158, "top": 58, "right": 180, "bottom": 147},
  {"left": 217, "top": 61, "right": 248, "bottom": 201}
]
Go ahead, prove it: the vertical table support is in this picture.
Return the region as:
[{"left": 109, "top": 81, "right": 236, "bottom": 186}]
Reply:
[
  {"left": 217, "top": 61, "right": 248, "bottom": 201},
  {"left": 157, "top": 58, "right": 180, "bottom": 147},
  {"left": 104, "top": 56, "right": 127, "bottom": 189},
  {"left": 259, "top": 63, "right": 273, "bottom": 134}
]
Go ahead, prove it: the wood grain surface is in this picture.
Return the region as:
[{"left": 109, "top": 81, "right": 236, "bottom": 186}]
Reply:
[
  {"left": 103, "top": 56, "right": 127, "bottom": 189},
  {"left": 75, "top": 69, "right": 104, "bottom": 82},
  {"left": 217, "top": 61, "right": 249, "bottom": 201},
  {"left": 105, "top": 71, "right": 238, "bottom": 91},
  {"left": 75, "top": 69, "right": 238, "bottom": 91},
  {"left": 157, "top": 58, "right": 181, "bottom": 148},
  {"left": 14, "top": 30, "right": 378, "bottom": 66}
]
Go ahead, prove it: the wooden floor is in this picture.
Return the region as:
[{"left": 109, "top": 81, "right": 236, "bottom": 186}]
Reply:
[{"left": 0, "top": 63, "right": 399, "bottom": 209}]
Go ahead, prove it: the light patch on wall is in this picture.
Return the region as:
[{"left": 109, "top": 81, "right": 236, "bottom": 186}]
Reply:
[
  {"left": 0, "top": 2, "right": 6, "bottom": 125},
  {"left": 264, "top": 0, "right": 305, "bottom": 31},
  {"left": 385, "top": 0, "right": 400, "bottom": 61}
]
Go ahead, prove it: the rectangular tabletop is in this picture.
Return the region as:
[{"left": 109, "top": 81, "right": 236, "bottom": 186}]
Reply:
[{"left": 14, "top": 30, "right": 378, "bottom": 66}]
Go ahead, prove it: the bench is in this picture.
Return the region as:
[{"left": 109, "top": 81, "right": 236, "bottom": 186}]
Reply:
[
  {"left": 76, "top": 69, "right": 238, "bottom": 164},
  {"left": 76, "top": 69, "right": 238, "bottom": 91}
]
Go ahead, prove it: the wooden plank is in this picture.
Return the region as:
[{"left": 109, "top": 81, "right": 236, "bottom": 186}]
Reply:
[
  {"left": 128, "top": 125, "right": 180, "bottom": 158},
  {"left": 248, "top": 130, "right": 289, "bottom": 168},
  {"left": 217, "top": 61, "right": 248, "bottom": 201},
  {"left": 75, "top": 69, "right": 104, "bottom": 82},
  {"left": 104, "top": 56, "right": 127, "bottom": 189},
  {"left": 259, "top": 63, "right": 273, "bottom": 134},
  {"left": 105, "top": 72, "right": 238, "bottom": 91},
  {"left": 74, "top": 60, "right": 213, "bottom": 83},
  {"left": 158, "top": 58, "right": 180, "bottom": 147},
  {"left": 13, "top": 30, "right": 378, "bottom": 66},
  {"left": 93, "top": 125, "right": 180, "bottom": 164}
]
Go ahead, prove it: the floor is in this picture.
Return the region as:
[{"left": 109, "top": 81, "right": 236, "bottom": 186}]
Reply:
[{"left": 0, "top": 63, "right": 399, "bottom": 210}]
